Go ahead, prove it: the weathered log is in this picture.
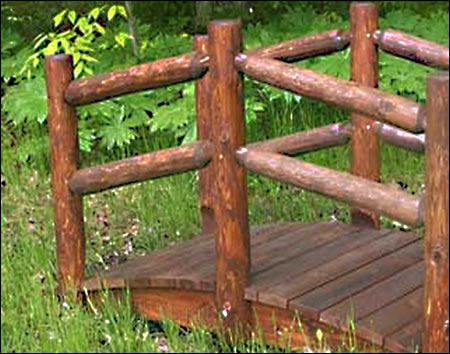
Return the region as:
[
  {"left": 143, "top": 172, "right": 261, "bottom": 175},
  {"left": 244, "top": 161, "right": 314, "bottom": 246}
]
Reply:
[
  {"left": 234, "top": 54, "right": 425, "bottom": 132},
  {"left": 247, "top": 123, "right": 351, "bottom": 155},
  {"left": 374, "top": 122, "right": 425, "bottom": 153},
  {"left": 69, "top": 141, "right": 213, "bottom": 194},
  {"left": 194, "top": 35, "right": 215, "bottom": 235},
  {"left": 374, "top": 29, "right": 449, "bottom": 70},
  {"left": 423, "top": 71, "right": 449, "bottom": 353},
  {"left": 208, "top": 19, "right": 251, "bottom": 333},
  {"left": 246, "top": 29, "right": 350, "bottom": 62},
  {"left": 350, "top": 2, "right": 380, "bottom": 228},
  {"left": 45, "top": 55, "right": 85, "bottom": 297},
  {"left": 236, "top": 148, "right": 423, "bottom": 228},
  {"left": 65, "top": 51, "right": 209, "bottom": 106}
]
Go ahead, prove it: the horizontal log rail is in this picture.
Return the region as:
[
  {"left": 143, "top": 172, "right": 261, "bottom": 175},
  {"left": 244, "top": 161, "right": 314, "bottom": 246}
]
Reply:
[
  {"left": 235, "top": 53, "right": 425, "bottom": 132},
  {"left": 246, "top": 29, "right": 350, "bottom": 62},
  {"left": 375, "top": 122, "right": 425, "bottom": 153},
  {"left": 65, "top": 51, "right": 209, "bottom": 106},
  {"left": 247, "top": 122, "right": 351, "bottom": 155},
  {"left": 236, "top": 148, "right": 423, "bottom": 227},
  {"left": 373, "top": 29, "right": 449, "bottom": 70},
  {"left": 69, "top": 140, "right": 213, "bottom": 194}
]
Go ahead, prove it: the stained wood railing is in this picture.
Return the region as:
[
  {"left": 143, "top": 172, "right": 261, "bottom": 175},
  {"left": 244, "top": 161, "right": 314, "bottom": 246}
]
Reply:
[{"left": 45, "top": 2, "right": 449, "bottom": 352}]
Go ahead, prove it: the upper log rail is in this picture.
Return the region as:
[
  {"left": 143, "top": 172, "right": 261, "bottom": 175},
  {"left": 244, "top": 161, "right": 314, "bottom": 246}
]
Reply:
[
  {"left": 236, "top": 148, "right": 423, "bottom": 228},
  {"left": 374, "top": 29, "right": 449, "bottom": 70},
  {"left": 68, "top": 141, "right": 213, "bottom": 195},
  {"left": 247, "top": 123, "right": 351, "bottom": 155},
  {"left": 65, "top": 51, "right": 209, "bottom": 106},
  {"left": 235, "top": 53, "right": 425, "bottom": 133},
  {"left": 245, "top": 29, "right": 350, "bottom": 62}
]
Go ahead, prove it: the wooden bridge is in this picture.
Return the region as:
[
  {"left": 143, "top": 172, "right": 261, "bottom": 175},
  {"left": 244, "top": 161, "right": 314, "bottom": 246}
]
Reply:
[{"left": 45, "top": 3, "right": 448, "bottom": 353}]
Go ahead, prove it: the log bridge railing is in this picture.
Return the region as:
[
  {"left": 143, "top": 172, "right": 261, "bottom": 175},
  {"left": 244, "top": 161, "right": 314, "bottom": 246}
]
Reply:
[{"left": 45, "top": 3, "right": 448, "bottom": 352}]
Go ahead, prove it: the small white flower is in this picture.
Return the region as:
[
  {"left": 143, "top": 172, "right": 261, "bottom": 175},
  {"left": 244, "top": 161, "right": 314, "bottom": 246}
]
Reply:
[{"left": 48, "top": 331, "right": 55, "bottom": 340}]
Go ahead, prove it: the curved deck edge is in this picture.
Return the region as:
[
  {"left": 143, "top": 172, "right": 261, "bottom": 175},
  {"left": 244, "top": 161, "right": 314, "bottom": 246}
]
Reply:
[{"left": 84, "top": 286, "right": 388, "bottom": 353}]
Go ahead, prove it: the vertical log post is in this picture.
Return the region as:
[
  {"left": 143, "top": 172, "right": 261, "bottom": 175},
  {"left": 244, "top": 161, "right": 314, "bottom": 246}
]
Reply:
[
  {"left": 194, "top": 35, "right": 216, "bottom": 235},
  {"left": 349, "top": 3, "right": 380, "bottom": 228},
  {"left": 423, "top": 71, "right": 449, "bottom": 353},
  {"left": 45, "top": 55, "right": 85, "bottom": 298},
  {"left": 208, "top": 20, "right": 251, "bottom": 334}
]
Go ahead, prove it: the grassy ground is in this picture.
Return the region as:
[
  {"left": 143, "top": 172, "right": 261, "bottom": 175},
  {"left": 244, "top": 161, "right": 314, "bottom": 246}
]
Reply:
[{"left": 1, "top": 94, "right": 425, "bottom": 352}]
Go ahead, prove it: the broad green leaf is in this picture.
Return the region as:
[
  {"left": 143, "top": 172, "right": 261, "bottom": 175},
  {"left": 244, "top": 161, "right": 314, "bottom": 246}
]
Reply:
[
  {"left": 2, "top": 77, "right": 47, "bottom": 125},
  {"left": 81, "top": 54, "right": 98, "bottom": 63},
  {"left": 73, "top": 52, "right": 81, "bottom": 65},
  {"left": 68, "top": 10, "right": 77, "bottom": 24},
  {"left": 114, "top": 33, "right": 128, "bottom": 47},
  {"left": 88, "top": 7, "right": 101, "bottom": 20},
  {"left": 93, "top": 23, "right": 106, "bottom": 35},
  {"left": 44, "top": 40, "right": 59, "bottom": 55},
  {"left": 118, "top": 5, "right": 127, "bottom": 19},
  {"left": 107, "top": 6, "right": 117, "bottom": 21},
  {"left": 75, "top": 17, "right": 90, "bottom": 35},
  {"left": 74, "top": 62, "right": 84, "bottom": 78},
  {"left": 53, "top": 10, "right": 67, "bottom": 28},
  {"left": 33, "top": 34, "right": 48, "bottom": 50}
]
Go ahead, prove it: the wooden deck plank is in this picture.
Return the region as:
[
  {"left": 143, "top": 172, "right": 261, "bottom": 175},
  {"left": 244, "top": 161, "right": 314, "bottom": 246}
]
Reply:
[
  {"left": 319, "top": 262, "right": 424, "bottom": 330},
  {"left": 84, "top": 221, "right": 424, "bottom": 353},
  {"left": 289, "top": 241, "right": 422, "bottom": 320},
  {"left": 246, "top": 224, "right": 385, "bottom": 302},
  {"left": 384, "top": 317, "right": 422, "bottom": 353},
  {"left": 255, "top": 229, "right": 419, "bottom": 309},
  {"left": 355, "top": 287, "right": 423, "bottom": 347}
]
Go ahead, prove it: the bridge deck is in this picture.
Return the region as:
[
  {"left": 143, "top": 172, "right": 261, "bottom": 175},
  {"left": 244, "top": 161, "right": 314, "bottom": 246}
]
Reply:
[{"left": 84, "top": 222, "right": 423, "bottom": 353}]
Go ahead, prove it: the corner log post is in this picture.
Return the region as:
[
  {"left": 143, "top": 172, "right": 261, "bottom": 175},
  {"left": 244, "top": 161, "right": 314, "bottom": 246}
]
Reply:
[
  {"left": 208, "top": 20, "right": 251, "bottom": 336},
  {"left": 45, "top": 55, "right": 85, "bottom": 298},
  {"left": 423, "top": 71, "right": 449, "bottom": 353},
  {"left": 349, "top": 2, "right": 380, "bottom": 228},
  {"left": 194, "top": 35, "right": 216, "bottom": 235}
]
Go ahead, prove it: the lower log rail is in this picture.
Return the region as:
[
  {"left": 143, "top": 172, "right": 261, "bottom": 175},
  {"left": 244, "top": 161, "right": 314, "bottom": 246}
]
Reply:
[
  {"left": 69, "top": 140, "right": 213, "bottom": 194},
  {"left": 84, "top": 221, "right": 423, "bottom": 353},
  {"left": 236, "top": 148, "right": 423, "bottom": 228}
]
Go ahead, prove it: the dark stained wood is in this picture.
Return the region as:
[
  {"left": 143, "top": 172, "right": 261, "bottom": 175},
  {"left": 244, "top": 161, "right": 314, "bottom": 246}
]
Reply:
[
  {"left": 65, "top": 51, "right": 209, "bottom": 106},
  {"left": 290, "top": 241, "right": 422, "bottom": 320},
  {"left": 356, "top": 288, "right": 423, "bottom": 347},
  {"left": 131, "top": 288, "right": 217, "bottom": 329},
  {"left": 384, "top": 318, "right": 422, "bottom": 353},
  {"left": 374, "top": 122, "right": 425, "bottom": 153},
  {"left": 245, "top": 222, "right": 370, "bottom": 307},
  {"left": 194, "top": 35, "right": 215, "bottom": 235},
  {"left": 83, "top": 222, "right": 422, "bottom": 352},
  {"left": 69, "top": 141, "right": 213, "bottom": 194},
  {"left": 423, "top": 71, "right": 449, "bottom": 353},
  {"left": 236, "top": 149, "right": 423, "bottom": 227},
  {"left": 374, "top": 29, "right": 449, "bottom": 70},
  {"left": 45, "top": 55, "right": 85, "bottom": 297},
  {"left": 234, "top": 54, "right": 424, "bottom": 132},
  {"left": 320, "top": 262, "right": 424, "bottom": 330},
  {"left": 246, "top": 29, "right": 350, "bottom": 62},
  {"left": 350, "top": 3, "right": 380, "bottom": 228},
  {"left": 257, "top": 229, "right": 419, "bottom": 310},
  {"left": 208, "top": 19, "right": 251, "bottom": 332},
  {"left": 247, "top": 123, "right": 351, "bottom": 156}
]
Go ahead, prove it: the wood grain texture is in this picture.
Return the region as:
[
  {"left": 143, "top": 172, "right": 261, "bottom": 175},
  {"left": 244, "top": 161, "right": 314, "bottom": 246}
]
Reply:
[
  {"left": 234, "top": 54, "right": 424, "bottom": 132},
  {"left": 246, "top": 29, "right": 349, "bottom": 62},
  {"left": 194, "top": 35, "right": 216, "bottom": 235},
  {"left": 374, "top": 29, "right": 449, "bottom": 70},
  {"left": 65, "top": 51, "right": 209, "bottom": 106},
  {"left": 69, "top": 141, "right": 213, "bottom": 194},
  {"left": 350, "top": 3, "right": 380, "bottom": 228},
  {"left": 374, "top": 122, "right": 425, "bottom": 153},
  {"left": 208, "top": 19, "right": 251, "bottom": 332},
  {"left": 423, "top": 71, "right": 449, "bottom": 353},
  {"left": 236, "top": 149, "right": 423, "bottom": 227},
  {"left": 247, "top": 123, "right": 351, "bottom": 156},
  {"left": 45, "top": 55, "right": 85, "bottom": 296}
]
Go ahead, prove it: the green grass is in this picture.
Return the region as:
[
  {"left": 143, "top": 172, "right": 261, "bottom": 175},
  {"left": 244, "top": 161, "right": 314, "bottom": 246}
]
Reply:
[{"left": 1, "top": 95, "right": 425, "bottom": 352}]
